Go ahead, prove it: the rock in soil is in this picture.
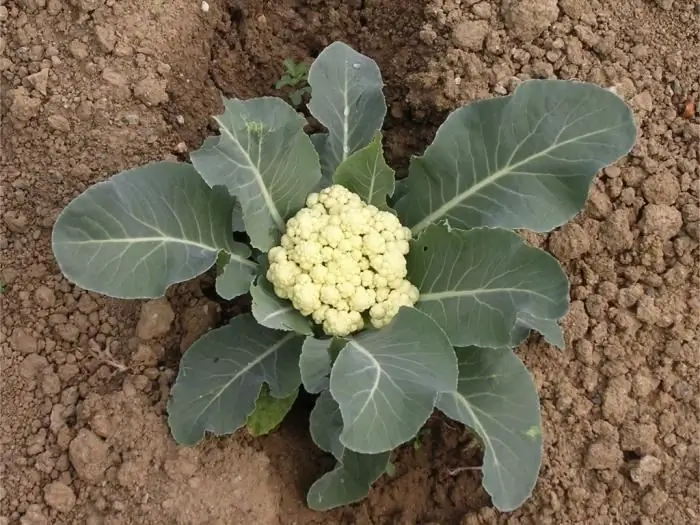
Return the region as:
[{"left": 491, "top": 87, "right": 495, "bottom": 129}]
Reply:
[
  {"left": 43, "top": 482, "right": 77, "bottom": 513},
  {"left": 503, "top": 0, "right": 559, "bottom": 42},
  {"left": 136, "top": 298, "right": 175, "bottom": 340},
  {"left": 68, "top": 429, "right": 109, "bottom": 482},
  {"left": 630, "top": 455, "right": 663, "bottom": 487}
]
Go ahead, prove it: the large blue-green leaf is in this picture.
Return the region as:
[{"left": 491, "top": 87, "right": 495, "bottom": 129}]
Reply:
[
  {"left": 437, "top": 346, "right": 542, "bottom": 512},
  {"left": 330, "top": 307, "right": 457, "bottom": 454},
  {"left": 395, "top": 79, "right": 637, "bottom": 234},
  {"left": 167, "top": 314, "right": 303, "bottom": 445},
  {"left": 510, "top": 312, "right": 565, "bottom": 349},
  {"left": 52, "top": 161, "right": 256, "bottom": 299},
  {"left": 333, "top": 132, "right": 395, "bottom": 209},
  {"left": 407, "top": 224, "right": 568, "bottom": 349},
  {"left": 299, "top": 337, "right": 345, "bottom": 394},
  {"left": 215, "top": 250, "right": 258, "bottom": 300},
  {"left": 190, "top": 97, "right": 321, "bottom": 251},
  {"left": 309, "top": 390, "right": 347, "bottom": 460},
  {"left": 389, "top": 178, "right": 410, "bottom": 208},
  {"left": 250, "top": 275, "right": 313, "bottom": 335},
  {"left": 310, "top": 133, "right": 334, "bottom": 189},
  {"left": 308, "top": 41, "right": 386, "bottom": 179},
  {"left": 245, "top": 384, "right": 298, "bottom": 437},
  {"left": 231, "top": 198, "right": 245, "bottom": 232},
  {"left": 307, "top": 391, "right": 390, "bottom": 510}
]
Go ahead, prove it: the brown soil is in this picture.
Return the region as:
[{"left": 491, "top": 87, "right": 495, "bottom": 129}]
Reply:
[{"left": 1, "top": 0, "right": 699, "bottom": 524}]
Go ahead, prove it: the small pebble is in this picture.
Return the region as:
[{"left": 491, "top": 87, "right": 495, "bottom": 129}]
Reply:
[{"left": 201, "top": 1, "right": 210, "bottom": 13}]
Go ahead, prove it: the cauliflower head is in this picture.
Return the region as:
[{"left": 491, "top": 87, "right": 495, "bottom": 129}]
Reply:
[{"left": 266, "top": 184, "right": 420, "bottom": 337}]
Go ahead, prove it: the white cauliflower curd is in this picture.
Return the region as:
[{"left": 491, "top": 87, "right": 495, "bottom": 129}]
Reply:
[{"left": 266, "top": 184, "right": 420, "bottom": 337}]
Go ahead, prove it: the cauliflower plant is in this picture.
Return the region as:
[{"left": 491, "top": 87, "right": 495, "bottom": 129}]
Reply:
[{"left": 266, "top": 184, "right": 420, "bottom": 337}]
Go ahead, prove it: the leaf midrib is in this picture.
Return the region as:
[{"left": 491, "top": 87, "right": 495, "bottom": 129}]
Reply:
[
  {"left": 450, "top": 392, "right": 508, "bottom": 498},
  {"left": 58, "top": 237, "right": 257, "bottom": 269},
  {"left": 341, "top": 61, "right": 350, "bottom": 161},
  {"left": 366, "top": 142, "right": 380, "bottom": 203},
  {"left": 189, "top": 332, "right": 297, "bottom": 426},
  {"left": 410, "top": 125, "right": 625, "bottom": 234},
  {"left": 343, "top": 340, "right": 382, "bottom": 428},
  {"left": 419, "top": 287, "right": 553, "bottom": 303},
  {"left": 215, "top": 116, "right": 285, "bottom": 232},
  {"left": 260, "top": 306, "right": 295, "bottom": 323}
]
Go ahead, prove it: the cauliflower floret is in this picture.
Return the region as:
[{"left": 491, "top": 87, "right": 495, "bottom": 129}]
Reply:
[
  {"left": 323, "top": 309, "right": 364, "bottom": 338},
  {"left": 340, "top": 210, "right": 371, "bottom": 236},
  {"left": 310, "top": 264, "right": 329, "bottom": 284},
  {"left": 293, "top": 240, "right": 324, "bottom": 270},
  {"left": 375, "top": 287, "right": 389, "bottom": 302},
  {"left": 371, "top": 251, "right": 407, "bottom": 280},
  {"left": 311, "top": 304, "right": 328, "bottom": 324},
  {"left": 266, "top": 184, "right": 420, "bottom": 337},
  {"left": 363, "top": 231, "right": 386, "bottom": 255},
  {"left": 373, "top": 211, "right": 401, "bottom": 232},
  {"left": 337, "top": 281, "right": 356, "bottom": 299},
  {"left": 320, "top": 284, "right": 341, "bottom": 307},
  {"left": 368, "top": 279, "right": 420, "bottom": 329},
  {"left": 306, "top": 193, "right": 320, "bottom": 207},
  {"left": 351, "top": 287, "right": 376, "bottom": 312},
  {"left": 322, "top": 225, "right": 344, "bottom": 247},
  {"left": 369, "top": 301, "right": 399, "bottom": 329},
  {"left": 291, "top": 282, "right": 321, "bottom": 316},
  {"left": 268, "top": 246, "right": 287, "bottom": 264},
  {"left": 266, "top": 260, "right": 300, "bottom": 288}
]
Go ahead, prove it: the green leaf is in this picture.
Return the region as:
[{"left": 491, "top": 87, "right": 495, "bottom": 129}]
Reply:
[
  {"left": 289, "top": 90, "right": 303, "bottom": 108},
  {"left": 215, "top": 246, "right": 257, "bottom": 300},
  {"left": 514, "top": 312, "right": 564, "bottom": 349},
  {"left": 231, "top": 198, "right": 245, "bottom": 232},
  {"left": 190, "top": 97, "right": 322, "bottom": 251},
  {"left": 275, "top": 77, "right": 292, "bottom": 89},
  {"left": 283, "top": 58, "right": 309, "bottom": 79},
  {"left": 307, "top": 391, "right": 390, "bottom": 510},
  {"left": 333, "top": 132, "right": 395, "bottom": 208},
  {"left": 309, "top": 390, "right": 345, "bottom": 459},
  {"left": 167, "top": 314, "right": 303, "bottom": 445},
  {"left": 437, "top": 346, "right": 542, "bottom": 512},
  {"left": 245, "top": 383, "right": 298, "bottom": 437},
  {"left": 395, "top": 79, "right": 637, "bottom": 234},
  {"left": 308, "top": 41, "right": 386, "bottom": 179},
  {"left": 250, "top": 275, "right": 312, "bottom": 334},
  {"left": 330, "top": 307, "right": 458, "bottom": 454},
  {"left": 51, "top": 161, "right": 256, "bottom": 299},
  {"left": 389, "top": 178, "right": 409, "bottom": 207},
  {"left": 292, "top": 61, "right": 310, "bottom": 77},
  {"left": 310, "top": 133, "right": 334, "bottom": 187},
  {"left": 407, "top": 224, "right": 568, "bottom": 348},
  {"left": 299, "top": 336, "right": 344, "bottom": 394}
]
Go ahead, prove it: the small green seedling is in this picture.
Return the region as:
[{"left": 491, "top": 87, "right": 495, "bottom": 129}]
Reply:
[{"left": 275, "top": 58, "right": 311, "bottom": 107}]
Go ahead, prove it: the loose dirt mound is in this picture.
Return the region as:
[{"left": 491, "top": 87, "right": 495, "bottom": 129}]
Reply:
[{"left": 1, "top": 1, "right": 698, "bottom": 524}]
